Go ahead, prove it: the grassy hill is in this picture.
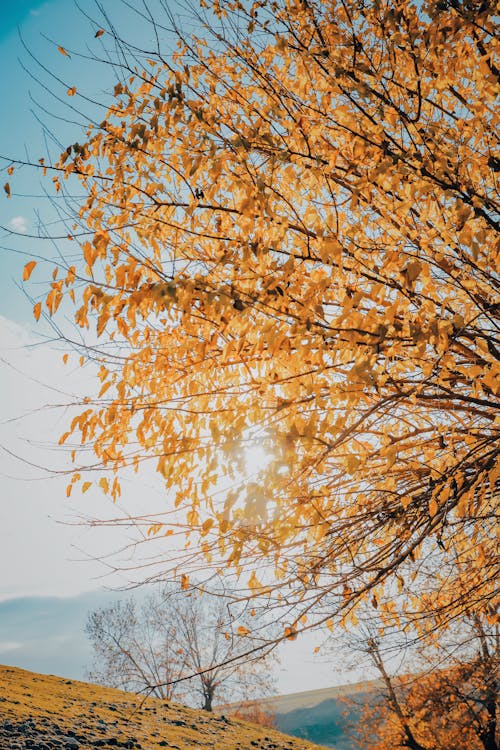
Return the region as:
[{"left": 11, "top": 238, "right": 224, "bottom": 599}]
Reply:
[{"left": 0, "top": 664, "right": 328, "bottom": 750}]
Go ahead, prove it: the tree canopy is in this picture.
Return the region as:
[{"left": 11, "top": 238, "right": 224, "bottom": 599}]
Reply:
[{"left": 12, "top": 0, "right": 499, "bottom": 640}]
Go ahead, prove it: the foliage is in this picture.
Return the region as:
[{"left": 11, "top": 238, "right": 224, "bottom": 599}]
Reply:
[
  {"left": 353, "top": 615, "right": 499, "bottom": 750},
  {"left": 229, "top": 704, "right": 277, "bottom": 729},
  {"left": 12, "top": 0, "right": 500, "bottom": 637},
  {"left": 85, "top": 585, "right": 277, "bottom": 710}
]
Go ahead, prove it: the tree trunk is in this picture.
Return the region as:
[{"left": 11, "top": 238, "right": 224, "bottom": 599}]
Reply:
[{"left": 202, "top": 688, "right": 213, "bottom": 712}]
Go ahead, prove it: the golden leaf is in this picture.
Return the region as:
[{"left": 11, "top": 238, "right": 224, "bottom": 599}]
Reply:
[
  {"left": 23, "top": 261, "right": 36, "bottom": 281},
  {"left": 99, "top": 477, "right": 109, "bottom": 494},
  {"left": 248, "top": 571, "right": 262, "bottom": 590}
]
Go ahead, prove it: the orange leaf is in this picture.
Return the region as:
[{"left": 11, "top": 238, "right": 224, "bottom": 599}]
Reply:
[
  {"left": 95, "top": 29, "right": 105, "bottom": 38},
  {"left": 67, "top": 86, "right": 77, "bottom": 96},
  {"left": 33, "top": 302, "right": 42, "bottom": 321},
  {"left": 23, "top": 261, "right": 36, "bottom": 281},
  {"left": 3, "top": 182, "right": 10, "bottom": 197},
  {"left": 99, "top": 477, "right": 109, "bottom": 494},
  {"left": 58, "top": 45, "right": 70, "bottom": 57}
]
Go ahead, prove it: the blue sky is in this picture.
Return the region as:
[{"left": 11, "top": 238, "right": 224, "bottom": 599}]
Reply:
[
  {"left": 0, "top": 0, "right": 359, "bottom": 694},
  {"left": 0, "top": 591, "right": 121, "bottom": 680},
  {"left": 0, "top": 0, "right": 43, "bottom": 41}
]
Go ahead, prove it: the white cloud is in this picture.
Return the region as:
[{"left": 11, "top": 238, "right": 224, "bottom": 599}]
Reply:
[
  {"left": 8, "top": 216, "right": 28, "bottom": 234},
  {"left": 30, "top": 2, "right": 50, "bottom": 17}
]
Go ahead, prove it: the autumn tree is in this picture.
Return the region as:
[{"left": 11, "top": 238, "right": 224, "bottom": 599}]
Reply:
[
  {"left": 9, "top": 0, "right": 499, "bottom": 641},
  {"left": 86, "top": 584, "right": 277, "bottom": 710},
  {"left": 353, "top": 614, "right": 499, "bottom": 750}
]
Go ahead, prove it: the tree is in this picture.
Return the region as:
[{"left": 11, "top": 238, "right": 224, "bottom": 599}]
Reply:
[
  {"left": 351, "top": 614, "right": 499, "bottom": 750},
  {"left": 11, "top": 0, "right": 499, "bottom": 639},
  {"left": 85, "top": 584, "right": 277, "bottom": 710}
]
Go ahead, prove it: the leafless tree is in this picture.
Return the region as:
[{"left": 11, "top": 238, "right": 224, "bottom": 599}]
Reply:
[{"left": 86, "top": 584, "right": 278, "bottom": 710}]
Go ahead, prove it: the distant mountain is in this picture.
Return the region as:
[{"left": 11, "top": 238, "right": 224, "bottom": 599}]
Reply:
[
  {"left": 229, "top": 680, "right": 383, "bottom": 750},
  {"left": 0, "top": 591, "right": 127, "bottom": 681}
]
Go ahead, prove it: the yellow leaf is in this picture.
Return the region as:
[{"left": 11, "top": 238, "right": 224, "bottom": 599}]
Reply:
[
  {"left": 99, "top": 477, "right": 109, "bottom": 494},
  {"left": 23, "top": 261, "right": 36, "bottom": 281},
  {"left": 248, "top": 571, "right": 262, "bottom": 590},
  {"left": 201, "top": 517, "right": 214, "bottom": 534},
  {"left": 82, "top": 481, "right": 92, "bottom": 493},
  {"left": 404, "top": 260, "right": 422, "bottom": 283}
]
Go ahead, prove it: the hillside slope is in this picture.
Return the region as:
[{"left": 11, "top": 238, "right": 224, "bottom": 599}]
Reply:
[
  {"left": 0, "top": 664, "right": 327, "bottom": 750},
  {"left": 227, "top": 682, "right": 381, "bottom": 750},
  {"left": 254, "top": 680, "right": 381, "bottom": 714}
]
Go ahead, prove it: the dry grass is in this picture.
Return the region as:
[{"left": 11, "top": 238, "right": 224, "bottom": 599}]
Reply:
[{"left": 0, "top": 664, "right": 326, "bottom": 750}]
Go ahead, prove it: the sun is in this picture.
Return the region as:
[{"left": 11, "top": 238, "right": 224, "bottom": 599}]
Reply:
[{"left": 243, "top": 440, "right": 274, "bottom": 476}]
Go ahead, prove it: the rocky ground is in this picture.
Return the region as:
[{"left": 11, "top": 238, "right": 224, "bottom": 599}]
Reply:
[{"left": 0, "top": 666, "right": 323, "bottom": 750}]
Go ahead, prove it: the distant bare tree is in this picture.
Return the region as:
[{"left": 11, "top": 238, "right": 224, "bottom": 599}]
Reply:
[{"left": 86, "top": 585, "right": 278, "bottom": 710}]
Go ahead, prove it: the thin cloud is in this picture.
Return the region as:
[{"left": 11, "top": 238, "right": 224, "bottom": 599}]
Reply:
[
  {"left": 0, "top": 640, "right": 23, "bottom": 653},
  {"left": 30, "top": 2, "right": 50, "bottom": 17},
  {"left": 8, "top": 216, "right": 28, "bottom": 234}
]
